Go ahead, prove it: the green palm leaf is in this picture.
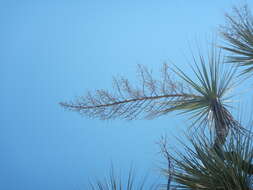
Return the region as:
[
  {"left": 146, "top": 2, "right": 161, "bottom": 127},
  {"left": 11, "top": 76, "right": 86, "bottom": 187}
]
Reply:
[{"left": 167, "top": 131, "right": 253, "bottom": 190}]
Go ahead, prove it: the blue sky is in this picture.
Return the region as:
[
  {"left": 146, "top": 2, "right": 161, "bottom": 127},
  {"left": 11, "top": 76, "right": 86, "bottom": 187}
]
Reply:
[{"left": 1, "top": 1, "right": 252, "bottom": 189}]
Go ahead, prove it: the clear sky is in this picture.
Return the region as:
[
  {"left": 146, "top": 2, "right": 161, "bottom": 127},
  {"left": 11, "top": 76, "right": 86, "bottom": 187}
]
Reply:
[{"left": 1, "top": 0, "right": 252, "bottom": 189}]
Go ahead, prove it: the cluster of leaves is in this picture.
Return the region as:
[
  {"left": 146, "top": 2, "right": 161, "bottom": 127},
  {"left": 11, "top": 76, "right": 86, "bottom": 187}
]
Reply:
[{"left": 169, "top": 133, "right": 253, "bottom": 190}]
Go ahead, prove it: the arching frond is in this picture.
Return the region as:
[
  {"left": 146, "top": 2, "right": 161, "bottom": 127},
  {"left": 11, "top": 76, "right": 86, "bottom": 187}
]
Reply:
[{"left": 220, "top": 5, "right": 253, "bottom": 76}]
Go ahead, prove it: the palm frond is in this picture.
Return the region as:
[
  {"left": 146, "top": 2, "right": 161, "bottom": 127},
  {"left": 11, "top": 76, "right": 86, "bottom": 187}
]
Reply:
[
  {"left": 166, "top": 132, "right": 253, "bottom": 190},
  {"left": 220, "top": 5, "right": 253, "bottom": 76}
]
